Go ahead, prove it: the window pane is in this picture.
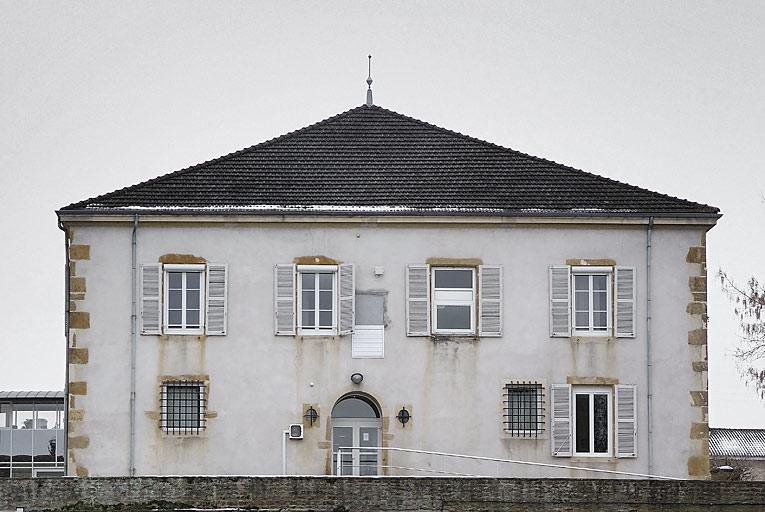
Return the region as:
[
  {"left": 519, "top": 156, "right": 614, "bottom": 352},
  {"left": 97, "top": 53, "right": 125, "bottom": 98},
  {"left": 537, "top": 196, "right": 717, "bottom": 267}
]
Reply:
[
  {"left": 319, "top": 291, "right": 333, "bottom": 310},
  {"left": 575, "top": 312, "right": 589, "bottom": 328},
  {"left": 594, "top": 394, "right": 609, "bottom": 453},
  {"left": 168, "top": 272, "right": 182, "bottom": 289},
  {"left": 575, "top": 394, "right": 590, "bottom": 453},
  {"left": 319, "top": 273, "right": 333, "bottom": 290},
  {"left": 186, "top": 272, "right": 201, "bottom": 289},
  {"left": 593, "top": 275, "right": 607, "bottom": 291},
  {"left": 168, "top": 310, "right": 182, "bottom": 326},
  {"left": 593, "top": 291, "right": 607, "bottom": 311},
  {"left": 593, "top": 312, "right": 607, "bottom": 328},
  {"left": 434, "top": 269, "right": 473, "bottom": 289},
  {"left": 507, "top": 386, "right": 538, "bottom": 431},
  {"left": 436, "top": 305, "right": 471, "bottom": 330},
  {"left": 302, "top": 290, "right": 315, "bottom": 309},
  {"left": 575, "top": 291, "right": 589, "bottom": 311},
  {"left": 186, "top": 310, "right": 200, "bottom": 326},
  {"left": 301, "top": 272, "right": 315, "bottom": 290},
  {"left": 168, "top": 289, "right": 182, "bottom": 309},
  {"left": 574, "top": 275, "right": 589, "bottom": 292},
  {"left": 302, "top": 310, "right": 315, "bottom": 327},
  {"left": 13, "top": 405, "right": 34, "bottom": 429},
  {"left": 186, "top": 290, "right": 200, "bottom": 309},
  {"left": 319, "top": 311, "right": 332, "bottom": 327}
]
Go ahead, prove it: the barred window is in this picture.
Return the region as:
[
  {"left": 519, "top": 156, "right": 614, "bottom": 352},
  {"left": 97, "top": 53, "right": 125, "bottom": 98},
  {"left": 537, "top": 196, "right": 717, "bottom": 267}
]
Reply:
[
  {"left": 503, "top": 382, "right": 545, "bottom": 437},
  {"left": 161, "top": 381, "right": 206, "bottom": 435}
]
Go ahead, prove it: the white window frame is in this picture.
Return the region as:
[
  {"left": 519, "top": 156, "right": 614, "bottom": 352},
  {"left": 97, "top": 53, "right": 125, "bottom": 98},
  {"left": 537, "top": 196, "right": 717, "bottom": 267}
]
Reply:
[
  {"left": 297, "top": 264, "right": 338, "bottom": 336},
  {"left": 571, "top": 266, "right": 612, "bottom": 337},
  {"left": 503, "top": 380, "right": 546, "bottom": 438},
  {"left": 160, "top": 380, "right": 206, "bottom": 435},
  {"left": 431, "top": 267, "right": 476, "bottom": 335},
  {"left": 163, "top": 264, "right": 206, "bottom": 335},
  {"left": 572, "top": 385, "right": 613, "bottom": 457}
]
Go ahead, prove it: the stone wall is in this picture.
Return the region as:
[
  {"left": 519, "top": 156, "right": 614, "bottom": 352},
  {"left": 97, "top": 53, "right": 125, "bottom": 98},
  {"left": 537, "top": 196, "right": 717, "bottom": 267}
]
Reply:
[{"left": 1, "top": 477, "right": 764, "bottom": 511}]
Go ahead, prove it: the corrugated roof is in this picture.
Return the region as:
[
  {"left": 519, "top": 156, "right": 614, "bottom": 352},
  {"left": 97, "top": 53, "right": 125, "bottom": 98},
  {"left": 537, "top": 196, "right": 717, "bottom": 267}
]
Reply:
[
  {"left": 0, "top": 391, "right": 64, "bottom": 401},
  {"left": 59, "top": 104, "right": 720, "bottom": 218},
  {"left": 710, "top": 428, "right": 765, "bottom": 458}
]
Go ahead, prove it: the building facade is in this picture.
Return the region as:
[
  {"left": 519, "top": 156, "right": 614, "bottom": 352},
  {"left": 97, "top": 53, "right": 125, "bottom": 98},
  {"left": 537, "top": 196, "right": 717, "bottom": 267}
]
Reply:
[{"left": 57, "top": 104, "right": 718, "bottom": 479}]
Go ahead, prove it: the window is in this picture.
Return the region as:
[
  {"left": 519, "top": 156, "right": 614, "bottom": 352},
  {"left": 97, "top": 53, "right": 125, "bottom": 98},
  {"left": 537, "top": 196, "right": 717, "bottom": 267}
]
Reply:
[
  {"left": 298, "top": 266, "right": 337, "bottom": 334},
  {"left": 140, "top": 263, "right": 228, "bottom": 336},
  {"left": 164, "top": 265, "right": 205, "bottom": 334},
  {"left": 503, "top": 382, "right": 545, "bottom": 437},
  {"left": 406, "top": 264, "right": 502, "bottom": 337},
  {"left": 431, "top": 267, "right": 475, "bottom": 334},
  {"left": 160, "top": 381, "right": 206, "bottom": 435},
  {"left": 549, "top": 265, "right": 634, "bottom": 338},
  {"left": 572, "top": 268, "right": 611, "bottom": 335},
  {"left": 573, "top": 386, "right": 612, "bottom": 457},
  {"left": 274, "top": 263, "right": 355, "bottom": 336}
]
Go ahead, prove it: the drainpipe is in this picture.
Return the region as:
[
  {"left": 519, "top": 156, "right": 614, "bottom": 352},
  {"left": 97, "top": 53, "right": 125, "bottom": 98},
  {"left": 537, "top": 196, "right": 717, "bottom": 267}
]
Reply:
[
  {"left": 646, "top": 216, "right": 654, "bottom": 476},
  {"left": 57, "top": 218, "right": 70, "bottom": 477},
  {"left": 129, "top": 215, "right": 138, "bottom": 476}
]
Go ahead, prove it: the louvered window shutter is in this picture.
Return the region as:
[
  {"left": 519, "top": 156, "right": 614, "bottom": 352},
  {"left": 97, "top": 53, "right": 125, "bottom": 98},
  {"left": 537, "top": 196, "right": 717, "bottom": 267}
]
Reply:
[
  {"left": 616, "top": 384, "right": 637, "bottom": 458},
  {"left": 338, "top": 263, "right": 355, "bottom": 335},
  {"left": 478, "top": 265, "right": 502, "bottom": 336},
  {"left": 406, "top": 265, "right": 430, "bottom": 336},
  {"left": 549, "top": 266, "right": 571, "bottom": 337},
  {"left": 551, "top": 384, "right": 572, "bottom": 457},
  {"left": 205, "top": 264, "right": 227, "bottom": 335},
  {"left": 274, "top": 264, "right": 296, "bottom": 335},
  {"left": 140, "top": 264, "right": 162, "bottom": 335},
  {"left": 615, "top": 266, "right": 636, "bottom": 338}
]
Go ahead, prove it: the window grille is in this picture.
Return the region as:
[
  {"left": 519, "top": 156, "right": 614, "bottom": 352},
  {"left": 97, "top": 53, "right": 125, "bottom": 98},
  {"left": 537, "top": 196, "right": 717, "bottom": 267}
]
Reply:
[
  {"left": 503, "top": 382, "right": 545, "bottom": 438},
  {"left": 160, "top": 381, "right": 206, "bottom": 435}
]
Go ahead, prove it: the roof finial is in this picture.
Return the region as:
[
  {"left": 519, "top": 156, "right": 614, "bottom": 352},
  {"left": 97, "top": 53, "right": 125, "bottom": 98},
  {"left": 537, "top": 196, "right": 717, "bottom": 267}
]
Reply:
[{"left": 366, "top": 54, "right": 373, "bottom": 106}]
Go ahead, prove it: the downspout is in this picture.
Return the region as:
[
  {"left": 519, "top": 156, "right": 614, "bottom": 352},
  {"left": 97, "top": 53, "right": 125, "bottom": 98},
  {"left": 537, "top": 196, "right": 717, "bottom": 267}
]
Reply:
[
  {"left": 57, "top": 218, "right": 70, "bottom": 477},
  {"left": 130, "top": 215, "right": 138, "bottom": 476},
  {"left": 646, "top": 216, "right": 654, "bottom": 477}
]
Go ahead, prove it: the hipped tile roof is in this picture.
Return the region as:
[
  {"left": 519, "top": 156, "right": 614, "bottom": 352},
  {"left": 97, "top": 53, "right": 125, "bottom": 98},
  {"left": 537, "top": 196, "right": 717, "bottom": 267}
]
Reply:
[{"left": 60, "top": 105, "right": 719, "bottom": 217}]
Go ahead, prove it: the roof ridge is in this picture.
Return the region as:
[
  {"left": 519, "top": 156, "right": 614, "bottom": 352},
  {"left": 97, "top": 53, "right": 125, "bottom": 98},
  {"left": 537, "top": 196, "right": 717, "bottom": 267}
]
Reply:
[
  {"left": 371, "top": 105, "right": 717, "bottom": 212},
  {"left": 61, "top": 105, "right": 372, "bottom": 211}
]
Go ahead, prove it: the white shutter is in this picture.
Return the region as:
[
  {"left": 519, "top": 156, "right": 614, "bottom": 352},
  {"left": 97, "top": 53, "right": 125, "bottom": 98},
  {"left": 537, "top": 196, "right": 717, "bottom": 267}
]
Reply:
[
  {"left": 551, "top": 384, "right": 572, "bottom": 457},
  {"left": 406, "top": 265, "right": 430, "bottom": 336},
  {"left": 140, "top": 264, "right": 162, "bottom": 335},
  {"left": 205, "top": 264, "right": 227, "bottom": 335},
  {"left": 549, "top": 266, "right": 571, "bottom": 337},
  {"left": 615, "top": 266, "right": 636, "bottom": 338},
  {"left": 338, "top": 263, "right": 355, "bottom": 335},
  {"left": 478, "top": 265, "right": 503, "bottom": 337},
  {"left": 274, "top": 264, "right": 296, "bottom": 335},
  {"left": 616, "top": 384, "right": 637, "bottom": 458},
  {"left": 352, "top": 325, "right": 384, "bottom": 358}
]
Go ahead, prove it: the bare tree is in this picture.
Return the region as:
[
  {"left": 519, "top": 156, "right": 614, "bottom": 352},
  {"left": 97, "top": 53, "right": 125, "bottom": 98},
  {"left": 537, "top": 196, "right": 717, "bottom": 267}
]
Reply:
[{"left": 719, "top": 271, "right": 765, "bottom": 398}]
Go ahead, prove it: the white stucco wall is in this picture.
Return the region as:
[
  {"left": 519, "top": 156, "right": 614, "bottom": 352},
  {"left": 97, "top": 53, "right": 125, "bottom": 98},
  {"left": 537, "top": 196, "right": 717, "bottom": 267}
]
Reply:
[{"left": 64, "top": 218, "right": 710, "bottom": 479}]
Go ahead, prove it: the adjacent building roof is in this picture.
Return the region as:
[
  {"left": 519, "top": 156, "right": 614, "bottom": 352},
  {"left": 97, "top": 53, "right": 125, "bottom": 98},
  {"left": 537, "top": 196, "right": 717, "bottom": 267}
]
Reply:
[
  {"left": 0, "top": 391, "right": 64, "bottom": 401},
  {"left": 710, "top": 428, "right": 765, "bottom": 458},
  {"left": 59, "top": 104, "right": 719, "bottom": 218}
]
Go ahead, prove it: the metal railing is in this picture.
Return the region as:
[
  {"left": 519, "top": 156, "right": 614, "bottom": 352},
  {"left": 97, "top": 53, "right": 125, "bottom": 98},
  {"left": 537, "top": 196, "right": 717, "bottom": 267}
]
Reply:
[{"left": 335, "top": 446, "right": 681, "bottom": 480}]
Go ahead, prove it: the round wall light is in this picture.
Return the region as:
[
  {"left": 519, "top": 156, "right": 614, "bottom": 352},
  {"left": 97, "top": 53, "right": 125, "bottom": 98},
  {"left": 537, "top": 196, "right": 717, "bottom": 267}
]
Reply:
[{"left": 350, "top": 373, "right": 364, "bottom": 385}]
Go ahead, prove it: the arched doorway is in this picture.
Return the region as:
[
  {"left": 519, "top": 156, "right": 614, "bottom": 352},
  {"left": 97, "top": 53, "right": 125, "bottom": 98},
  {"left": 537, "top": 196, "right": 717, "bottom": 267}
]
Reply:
[{"left": 331, "top": 394, "right": 382, "bottom": 475}]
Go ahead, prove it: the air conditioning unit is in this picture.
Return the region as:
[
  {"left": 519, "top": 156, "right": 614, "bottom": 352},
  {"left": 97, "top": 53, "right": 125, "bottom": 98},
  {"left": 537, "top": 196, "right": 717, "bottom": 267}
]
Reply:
[{"left": 289, "top": 423, "right": 304, "bottom": 440}]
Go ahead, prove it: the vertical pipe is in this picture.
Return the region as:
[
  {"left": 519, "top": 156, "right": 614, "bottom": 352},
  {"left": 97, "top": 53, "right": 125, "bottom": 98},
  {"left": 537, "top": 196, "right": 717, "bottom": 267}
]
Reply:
[
  {"left": 282, "top": 430, "right": 288, "bottom": 474},
  {"left": 129, "top": 215, "right": 138, "bottom": 476},
  {"left": 646, "top": 217, "right": 654, "bottom": 476},
  {"left": 58, "top": 219, "right": 70, "bottom": 477}
]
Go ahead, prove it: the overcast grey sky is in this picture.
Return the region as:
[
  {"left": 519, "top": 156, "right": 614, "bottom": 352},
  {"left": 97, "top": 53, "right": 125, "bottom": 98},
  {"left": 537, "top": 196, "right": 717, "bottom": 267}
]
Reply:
[{"left": 1, "top": 1, "right": 764, "bottom": 427}]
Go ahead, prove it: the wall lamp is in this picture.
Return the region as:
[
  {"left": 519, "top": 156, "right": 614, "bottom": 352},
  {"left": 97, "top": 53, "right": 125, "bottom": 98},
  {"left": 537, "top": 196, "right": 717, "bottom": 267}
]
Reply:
[{"left": 350, "top": 373, "right": 364, "bottom": 385}]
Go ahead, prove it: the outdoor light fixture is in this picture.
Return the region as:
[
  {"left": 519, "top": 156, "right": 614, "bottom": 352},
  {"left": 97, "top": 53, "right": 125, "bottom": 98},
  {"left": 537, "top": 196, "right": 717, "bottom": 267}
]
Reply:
[
  {"left": 350, "top": 373, "right": 364, "bottom": 384},
  {"left": 397, "top": 407, "right": 411, "bottom": 427},
  {"left": 303, "top": 406, "right": 318, "bottom": 426}
]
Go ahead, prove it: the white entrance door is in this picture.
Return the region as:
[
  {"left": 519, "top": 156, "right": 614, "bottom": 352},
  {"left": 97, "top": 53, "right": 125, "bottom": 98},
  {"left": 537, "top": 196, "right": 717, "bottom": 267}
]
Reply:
[{"left": 332, "top": 418, "right": 381, "bottom": 475}]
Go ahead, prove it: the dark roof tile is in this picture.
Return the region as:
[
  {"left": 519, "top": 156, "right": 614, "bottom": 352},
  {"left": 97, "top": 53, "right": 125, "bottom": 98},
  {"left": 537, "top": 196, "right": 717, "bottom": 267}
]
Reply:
[{"left": 59, "top": 105, "right": 719, "bottom": 217}]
